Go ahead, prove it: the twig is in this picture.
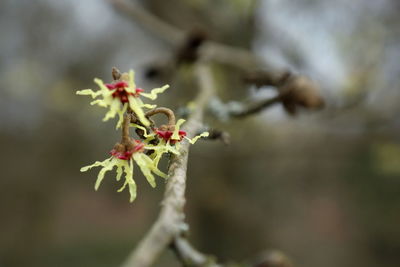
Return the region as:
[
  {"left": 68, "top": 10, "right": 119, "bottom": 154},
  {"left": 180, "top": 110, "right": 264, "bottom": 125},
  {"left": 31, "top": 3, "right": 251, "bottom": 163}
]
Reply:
[
  {"left": 111, "top": 0, "right": 185, "bottom": 45},
  {"left": 171, "top": 236, "right": 221, "bottom": 267},
  {"left": 230, "top": 95, "right": 282, "bottom": 118},
  {"left": 199, "top": 41, "right": 264, "bottom": 71},
  {"left": 110, "top": 0, "right": 265, "bottom": 70},
  {"left": 120, "top": 63, "right": 214, "bottom": 267},
  {"left": 145, "top": 107, "right": 176, "bottom": 126}
]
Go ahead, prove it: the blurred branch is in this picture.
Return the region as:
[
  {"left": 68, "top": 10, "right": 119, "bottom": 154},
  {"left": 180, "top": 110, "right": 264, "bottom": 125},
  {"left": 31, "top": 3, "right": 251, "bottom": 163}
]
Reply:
[
  {"left": 120, "top": 63, "right": 215, "bottom": 267},
  {"left": 111, "top": 0, "right": 185, "bottom": 45},
  {"left": 110, "top": 0, "right": 265, "bottom": 70},
  {"left": 199, "top": 41, "right": 264, "bottom": 71},
  {"left": 171, "top": 236, "right": 221, "bottom": 267},
  {"left": 230, "top": 95, "right": 282, "bottom": 118}
]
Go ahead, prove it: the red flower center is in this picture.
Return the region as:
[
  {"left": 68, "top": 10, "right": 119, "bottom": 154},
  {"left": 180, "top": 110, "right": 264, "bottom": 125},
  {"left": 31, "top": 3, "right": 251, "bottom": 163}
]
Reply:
[
  {"left": 110, "top": 140, "right": 145, "bottom": 160},
  {"left": 155, "top": 130, "right": 187, "bottom": 144},
  {"left": 105, "top": 82, "right": 144, "bottom": 103}
]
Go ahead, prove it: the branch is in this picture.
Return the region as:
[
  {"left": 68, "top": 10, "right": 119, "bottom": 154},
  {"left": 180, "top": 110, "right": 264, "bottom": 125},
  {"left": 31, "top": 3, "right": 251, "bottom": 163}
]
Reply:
[
  {"left": 111, "top": 0, "right": 184, "bottom": 45},
  {"left": 120, "top": 63, "right": 214, "bottom": 267},
  {"left": 110, "top": 0, "right": 265, "bottom": 70},
  {"left": 230, "top": 95, "right": 282, "bottom": 118},
  {"left": 171, "top": 237, "right": 221, "bottom": 267}
]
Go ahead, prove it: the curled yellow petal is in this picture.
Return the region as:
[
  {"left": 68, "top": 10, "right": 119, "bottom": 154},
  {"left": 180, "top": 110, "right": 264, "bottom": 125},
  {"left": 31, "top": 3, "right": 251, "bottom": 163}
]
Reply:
[
  {"left": 140, "top": 85, "right": 169, "bottom": 100},
  {"left": 90, "top": 99, "right": 108, "bottom": 107},
  {"left": 134, "top": 153, "right": 156, "bottom": 188},
  {"left": 140, "top": 153, "right": 167, "bottom": 178},
  {"left": 143, "top": 103, "right": 157, "bottom": 109},
  {"left": 94, "top": 78, "right": 112, "bottom": 94},
  {"left": 126, "top": 70, "right": 136, "bottom": 94},
  {"left": 115, "top": 158, "right": 136, "bottom": 202},
  {"left": 128, "top": 181, "right": 137, "bottom": 202},
  {"left": 76, "top": 89, "right": 102, "bottom": 98},
  {"left": 172, "top": 119, "right": 186, "bottom": 140},
  {"left": 102, "top": 99, "right": 120, "bottom": 122},
  {"left": 95, "top": 157, "right": 118, "bottom": 190},
  {"left": 116, "top": 165, "right": 123, "bottom": 181},
  {"left": 128, "top": 96, "right": 150, "bottom": 126},
  {"left": 80, "top": 157, "right": 113, "bottom": 172},
  {"left": 186, "top": 132, "right": 209, "bottom": 144}
]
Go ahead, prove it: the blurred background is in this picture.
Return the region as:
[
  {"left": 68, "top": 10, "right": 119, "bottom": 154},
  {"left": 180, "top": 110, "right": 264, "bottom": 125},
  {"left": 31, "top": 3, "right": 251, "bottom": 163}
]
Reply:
[{"left": 1, "top": 0, "right": 400, "bottom": 266}]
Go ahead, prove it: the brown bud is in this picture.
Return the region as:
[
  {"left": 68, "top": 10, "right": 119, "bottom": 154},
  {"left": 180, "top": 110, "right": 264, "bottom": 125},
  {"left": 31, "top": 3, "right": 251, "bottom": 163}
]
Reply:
[
  {"left": 280, "top": 75, "right": 324, "bottom": 115},
  {"left": 112, "top": 67, "right": 121, "bottom": 80}
]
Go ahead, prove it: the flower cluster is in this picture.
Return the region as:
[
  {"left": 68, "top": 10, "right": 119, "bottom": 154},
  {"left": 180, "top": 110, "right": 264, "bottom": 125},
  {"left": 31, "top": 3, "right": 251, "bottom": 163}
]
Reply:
[
  {"left": 77, "top": 70, "right": 168, "bottom": 129},
  {"left": 77, "top": 69, "right": 208, "bottom": 202}
]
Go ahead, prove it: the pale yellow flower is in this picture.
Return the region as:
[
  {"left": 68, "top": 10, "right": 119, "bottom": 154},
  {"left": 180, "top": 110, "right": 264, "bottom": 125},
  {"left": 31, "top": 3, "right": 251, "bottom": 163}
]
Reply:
[
  {"left": 80, "top": 140, "right": 167, "bottom": 202},
  {"left": 77, "top": 70, "right": 169, "bottom": 128},
  {"left": 133, "top": 119, "right": 209, "bottom": 167}
]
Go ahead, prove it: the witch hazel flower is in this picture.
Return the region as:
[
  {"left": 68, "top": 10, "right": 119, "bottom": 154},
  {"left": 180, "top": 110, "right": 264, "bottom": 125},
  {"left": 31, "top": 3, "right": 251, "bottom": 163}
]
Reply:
[
  {"left": 79, "top": 112, "right": 167, "bottom": 202},
  {"left": 77, "top": 68, "right": 209, "bottom": 203},
  {"left": 80, "top": 139, "right": 167, "bottom": 203},
  {"left": 132, "top": 108, "right": 209, "bottom": 167},
  {"left": 76, "top": 69, "right": 169, "bottom": 129}
]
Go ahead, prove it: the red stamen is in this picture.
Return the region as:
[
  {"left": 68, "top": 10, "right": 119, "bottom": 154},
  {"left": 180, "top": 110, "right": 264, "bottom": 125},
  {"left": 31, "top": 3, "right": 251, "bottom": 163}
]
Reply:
[
  {"left": 109, "top": 140, "right": 145, "bottom": 160},
  {"left": 105, "top": 82, "right": 142, "bottom": 103},
  {"left": 106, "top": 83, "right": 115, "bottom": 90},
  {"left": 114, "top": 81, "right": 129, "bottom": 88},
  {"left": 155, "top": 130, "right": 187, "bottom": 144}
]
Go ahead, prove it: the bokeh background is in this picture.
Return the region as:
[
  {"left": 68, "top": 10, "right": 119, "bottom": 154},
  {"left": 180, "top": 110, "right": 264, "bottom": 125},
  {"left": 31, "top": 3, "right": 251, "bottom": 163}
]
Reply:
[{"left": 1, "top": 0, "right": 400, "bottom": 266}]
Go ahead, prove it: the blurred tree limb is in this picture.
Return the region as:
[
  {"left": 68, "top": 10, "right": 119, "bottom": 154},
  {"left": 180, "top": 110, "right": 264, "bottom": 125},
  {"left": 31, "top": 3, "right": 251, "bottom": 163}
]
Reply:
[{"left": 111, "top": 0, "right": 264, "bottom": 70}]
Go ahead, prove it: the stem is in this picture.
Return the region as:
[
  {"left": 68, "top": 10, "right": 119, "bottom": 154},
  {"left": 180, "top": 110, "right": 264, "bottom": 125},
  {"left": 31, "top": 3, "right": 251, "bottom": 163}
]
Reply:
[
  {"left": 120, "top": 63, "right": 214, "bottom": 267},
  {"left": 171, "top": 237, "right": 221, "bottom": 267},
  {"left": 145, "top": 107, "right": 176, "bottom": 126},
  {"left": 121, "top": 113, "right": 131, "bottom": 144}
]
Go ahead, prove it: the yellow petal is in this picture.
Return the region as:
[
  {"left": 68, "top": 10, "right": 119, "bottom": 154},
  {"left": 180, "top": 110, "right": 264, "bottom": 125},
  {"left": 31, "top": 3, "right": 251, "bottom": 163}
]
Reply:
[
  {"left": 128, "top": 180, "right": 137, "bottom": 202},
  {"left": 94, "top": 78, "right": 112, "bottom": 94},
  {"left": 187, "top": 132, "right": 209, "bottom": 144},
  {"left": 131, "top": 123, "right": 154, "bottom": 138},
  {"left": 172, "top": 119, "right": 186, "bottom": 140},
  {"left": 126, "top": 70, "right": 136, "bottom": 94},
  {"left": 134, "top": 154, "right": 156, "bottom": 188},
  {"left": 76, "top": 89, "right": 102, "bottom": 98},
  {"left": 128, "top": 96, "right": 150, "bottom": 126},
  {"left": 117, "top": 180, "right": 128, "bottom": 192},
  {"left": 95, "top": 158, "right": 117, "bottom": 190},
  {"left": 102, "top": 99, "right": 120, "bottom": 121},
  {"left": 140, "top": 85, "right": 169, "bottom": 100},
  {"left": 90, "top": 99, "right": 108, "bottom": 107},
  {"left": 80, "top": 157, "right": 113, "bottom": 172},
  {"left": 142, "top": 103, "right": 157, "bottom": 109},
  {"left": 116, "top": 165, "right": 123, "bottom": 181},
  {"left": 140, "top": 153, "right": 167, "bottom": 178},
  {"left": 127, "top": 159, "right": 137, "bottom": 202}
]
